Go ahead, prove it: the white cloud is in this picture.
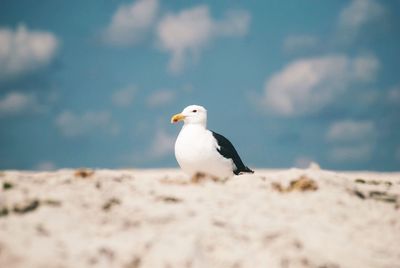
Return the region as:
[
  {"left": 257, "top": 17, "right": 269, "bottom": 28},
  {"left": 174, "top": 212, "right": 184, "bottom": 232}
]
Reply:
[
  {"left": 328, "top": 144, "right": 372, "bottom": 163},
  {"left": 55, "top": 110, "right": 119, "bottom": 137},
  {"left": 112, "top": 86, "right": 136, "bottom": 107},
  {"left": 129, "top": 128, "right": 175, "bottom": 164},
  {"left": 216, "top": 9, "right": 251, "bottom": 37},
  {"left": 103, "top": 0, "right": 159, "bottom": 46},
  {"left": 352, "top": 55, "right": 380, "bottom": 81},
  {"left": 157, "top": 5, "right": 250, "bottom": 74},
  {"left": 326, "top": 120, "right": 376, "bottom": 163},
  {"left": 283, "top": 34, "right": 319, "bottom": 52},
  {"left": 337, "top": 0, "right": 385, "bottom": 40},
  {"left": 35, "top": 161, "right": 56, "bottom": 171},
  {"left": 294, "top": 156, "right": 316, "bottom": 169},
  {"left": 147, "top": 89, "right": 176, "bottom": 108},
  {"left": 282, "top": 0, "right": 386, "bottom": 52},
  {"left": 326, "top": 120, "right": 376, "bottom": 142},
  {"left": 147, "top": 128, "right": 175, "bottom": 158},
  {"left": 0, "top": 91, "right": 41, "bottom": 117},
  {"left": 262, "top": 54, "right": 379, "bottom": 116},
  {"left": 0, "top": 25, "right": 58, "bottom": 80},
  {"left": 387, "top": 85, "right": 400, "bottom": 104}
]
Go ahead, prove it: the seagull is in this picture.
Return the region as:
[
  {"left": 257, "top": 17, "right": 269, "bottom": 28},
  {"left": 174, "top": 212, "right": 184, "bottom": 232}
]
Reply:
[{"left": 171, "top": 105, "right": 254, "bottom": 179}]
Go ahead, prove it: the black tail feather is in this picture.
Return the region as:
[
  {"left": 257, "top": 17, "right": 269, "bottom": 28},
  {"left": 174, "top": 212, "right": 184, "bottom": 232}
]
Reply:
[{"left": 234, "top": 166, "right": 254, "bottom": 175}]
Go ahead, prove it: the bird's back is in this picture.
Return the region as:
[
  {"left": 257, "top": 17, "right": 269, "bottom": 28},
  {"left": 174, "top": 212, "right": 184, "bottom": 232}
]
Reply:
[{"left": 211, "top": 131, "right": 254, "bottom": 175}]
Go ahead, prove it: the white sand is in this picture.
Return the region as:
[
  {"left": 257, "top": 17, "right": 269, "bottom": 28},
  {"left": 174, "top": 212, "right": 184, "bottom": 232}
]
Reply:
[{"left": 0, "top": 168, "right": 399, "bottom": 268}]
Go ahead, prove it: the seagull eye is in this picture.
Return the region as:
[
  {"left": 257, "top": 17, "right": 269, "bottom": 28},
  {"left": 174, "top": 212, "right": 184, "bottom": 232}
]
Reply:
[{"left": 192, "top": 109, "right": 197, "bottom": 113}]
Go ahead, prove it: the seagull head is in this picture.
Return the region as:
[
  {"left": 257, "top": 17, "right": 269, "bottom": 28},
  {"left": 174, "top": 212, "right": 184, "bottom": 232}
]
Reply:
[{"left": 171, "top": 105, "right": 207, "bottom": 126}]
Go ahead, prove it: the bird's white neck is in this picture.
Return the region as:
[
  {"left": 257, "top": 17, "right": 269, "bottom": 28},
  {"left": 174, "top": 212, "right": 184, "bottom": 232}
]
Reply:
[{"left": 182, "top": 123, "right": 207, "bottom": 131}]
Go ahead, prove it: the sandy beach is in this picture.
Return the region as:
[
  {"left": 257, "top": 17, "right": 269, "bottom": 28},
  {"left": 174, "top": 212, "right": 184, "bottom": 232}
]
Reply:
[{"left": 0, "top": 167, "right": 399, "bottom": 268}]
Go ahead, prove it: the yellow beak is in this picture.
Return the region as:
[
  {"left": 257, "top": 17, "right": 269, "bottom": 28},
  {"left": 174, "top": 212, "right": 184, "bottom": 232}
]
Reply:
[{"left": 171, "top": 113, "right": 185, "bottom": 123}]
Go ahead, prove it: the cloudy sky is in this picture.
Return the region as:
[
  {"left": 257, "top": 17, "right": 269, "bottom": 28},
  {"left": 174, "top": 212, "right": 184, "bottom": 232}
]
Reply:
[{"left": 0, "top": 0, "right": 399, "bottom": 171}]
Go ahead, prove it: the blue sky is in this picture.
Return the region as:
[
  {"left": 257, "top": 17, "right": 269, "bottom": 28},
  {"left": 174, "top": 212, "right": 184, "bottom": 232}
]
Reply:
[{"left": 0, "top": 0, "right": 399, "bottom": 171}]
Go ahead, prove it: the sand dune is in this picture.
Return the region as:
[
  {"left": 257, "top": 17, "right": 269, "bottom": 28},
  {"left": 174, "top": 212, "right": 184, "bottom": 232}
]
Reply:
[{"left": 0, "top": 168, "right": 399, "bottom": 268}]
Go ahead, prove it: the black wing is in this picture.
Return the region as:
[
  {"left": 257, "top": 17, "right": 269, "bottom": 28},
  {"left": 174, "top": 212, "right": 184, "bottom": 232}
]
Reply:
[{"left": 211, "top": 131, "right": 254, "bottom": 175}]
